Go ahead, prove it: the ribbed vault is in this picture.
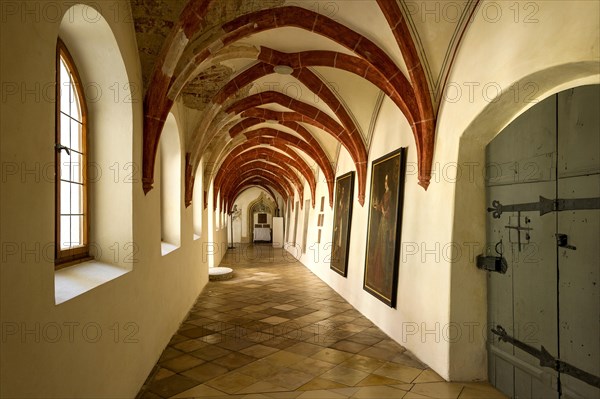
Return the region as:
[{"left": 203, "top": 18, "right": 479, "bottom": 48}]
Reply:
[{"left": 133, "top": 0, "right": 474, "bottom": 211}]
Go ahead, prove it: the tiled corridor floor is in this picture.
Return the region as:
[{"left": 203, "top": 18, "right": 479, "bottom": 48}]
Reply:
[{"left": 138, "top": 245, "right": 507, "bottom": 399}]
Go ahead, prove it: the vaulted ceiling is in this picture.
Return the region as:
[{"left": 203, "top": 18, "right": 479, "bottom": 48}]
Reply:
[{"left": 132, "top": 0, "right": 478, "bottom": 211}]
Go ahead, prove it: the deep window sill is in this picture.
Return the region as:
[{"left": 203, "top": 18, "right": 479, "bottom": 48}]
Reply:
[
  {"left": 161, "top": 241, "right": 179, "bottom": 256},
  {"left": 55, "top": 260, "right": 131, "bottom": 305}
]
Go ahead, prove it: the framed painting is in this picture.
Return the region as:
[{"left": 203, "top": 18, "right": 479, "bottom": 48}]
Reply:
[
  {"left": 363, "top": 148, "right": 407, "bottom": 307},
  {"left": 258, "top": 213, "right": 267, "bottom": 224},
  {"left": 330, "top": 171, "right": 355, "bottom": 277}
]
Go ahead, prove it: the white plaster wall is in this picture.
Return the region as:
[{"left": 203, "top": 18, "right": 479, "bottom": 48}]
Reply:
[{"left": 0, "top": 2, "right": 225, "bottom": 397}]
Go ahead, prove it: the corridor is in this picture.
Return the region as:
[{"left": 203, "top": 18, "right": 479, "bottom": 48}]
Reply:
[{"left": 137, "top": 245, "right": 506, "bottom": 399}]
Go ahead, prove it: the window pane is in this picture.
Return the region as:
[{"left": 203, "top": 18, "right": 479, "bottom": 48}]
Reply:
[
  {"left": 70, "top": 152, "right": 82, "bottom": 183},
  {"left": 59, "top": 59, "right": 71, "bottom": 116},
  {"left": 60, "top": 151, "right": 71, "bottom": 181},
  {"left": 70, "top": 215, "right": 83, "bottom": 247},
  {"left": 60, "top": 180, "right": 72, "bottom": 214},
  {"left": 70, "top": 182, "right": 82, "bottom": 214},
  {"left": 60, "top": 215, "right": 71, "bottom": 249},
  {"left": 70, "top": 119, "right": 82, "bottom": 152},
  {"left": 60, "top": 113, "right": 71, "bottom": 147},
  {"left": 70, "top": 81, "right": 81, "bottom": 121}
]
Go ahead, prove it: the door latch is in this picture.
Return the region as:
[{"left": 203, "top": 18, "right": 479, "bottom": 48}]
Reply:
[
  {"left": 477, "top": 240, "right": 508, "bottom": 274},
  {"left": 477, "top": 255, "right": 508, "bottom": 273},
  {"left": 556, "top": 233, "right": 576, "bottom": 250}
]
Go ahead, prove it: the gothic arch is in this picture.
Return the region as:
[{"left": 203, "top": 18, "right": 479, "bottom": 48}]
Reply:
[{"left": 245, "top": 192, "right": 277, "bottom": 243}]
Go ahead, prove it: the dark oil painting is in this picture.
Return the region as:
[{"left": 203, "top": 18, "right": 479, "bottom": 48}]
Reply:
[
  {"left": 330, "top": 171, "right": 355, "bottom": 277},
  {"left": 363, "top": 148, "right": 407, "bottom": 307}
]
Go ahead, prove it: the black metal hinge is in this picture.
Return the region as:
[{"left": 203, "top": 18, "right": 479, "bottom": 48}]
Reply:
[
  {"left": 492, "top": 325, "right": 600, "bottom": 389},
  {"left": 488, "top": 196, "right": 600, "bottom": 219}
]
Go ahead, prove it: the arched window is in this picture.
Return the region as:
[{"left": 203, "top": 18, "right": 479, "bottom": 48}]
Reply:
[{"left": 55, "top": 40, "right": 89, "bottom": 267}]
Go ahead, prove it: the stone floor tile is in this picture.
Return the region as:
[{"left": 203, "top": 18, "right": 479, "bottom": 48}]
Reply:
[
  {"left": 154, "top": 367, "right": 175, "bottom": 381},
  {"left": 389, "top": 352, "right": 428, "bottom": 369},
  {"left": 403, "top": 392, "right": 433, "bottom": 399},
  {"left": 168, "top": 334, "right": 188, "bottom": 346},
  {"left": 216, "top": 337, "right": 256, "bottom": 352},
  {"left": 237, "top": 359, "right": 284, "bottom": 380},
  {"left": 392, "top": 384, "right": 414, "bottom": 391},
  {"left": 351, "top": 385, "right": 408, "bottom": 398},
  {"left": 200, "top": 333, "right": 228, "bottom": 345},
  {"left": 261, "top": 316, "right": 291, "bottom": 325},
  {"left": 181, "top": 362, "right": 229, "bottom": 383},
  {"left": 373, "top": 339, "right": 406, "bottom": 353},
  {"left": 345, "top": 333, "right": 383, "bottom": 346},
  {"left": 340, "top": 354, "right": 386, "bottom": 373},
  {"left": 328, "top": 315, "right": 357, "bottom": 323},
  {"left": 330, "top": 340, "right": 369, "bottom": 354},
  {"left": 358, "top": 346, "right": 399, "bottom": 362},
  {"left": 205, "top": 371, "right": 259, "bottom": 394},
  {"left": 373, "top": 362, "right": 423, "bottom": 383},
  {"left": 296, "top": 389, "right": 347, "bottom": 398},
  {"left": 188, "top": 316, "right": 214, "bottom": 327},
  {"left": 355, "top": 374, "right": 403, "bottom": 387},
  {"left": 319, "top": 365, "right": 370, "bottom": 386},
  {"left": 410, "top": 382, "right": 465, "bottom": 399},
  {"left": 169, "top": 383, "right": 226, "bottom": 398},
  {"left": 274, "top": 304, "right": 297, "bottom": 311},
  {"left": 285, "top": 342, "right": 326, "bottom": 357},
  {"left": 458, "top": 382, "right": 509, "bottom": 398},
  {"left": 311, "top": 348, "right": 354, "bottom": 365},
  {"left": 361, "top": 327, "right": 388, "bottom": 339},
  {"left": 288, "top": 357, "right": 337, "bottom": 376},
  {"left": 173, "top": 338, "right": 207, "bottom": 353},
  {"left": 159, "top": 347, "right": 184, "bottom": 363},
  {"left": 264, "top": 350, "right": 307, "bottom": 367},
  {"left": 329, "top": 387, "right": 362, "bottom": 397},
  {"left": 160, "top": 354, "right": 205, "bottom": 373},
  {"left": 297, "top": 377, "right": 348, "bottom": 391},
  {"left": 263, "top": 368, "right": 315, "bottom": 390},
  {"left": 138, "top": 390, "right": 162, "bottom": 399},
  {"left": 240, "top": 344, "right": 281, "bottom": 358},
  {"left": 179, "top": 326, "right": 215, "bottom": 339},
  {"left": 263, "top": 391, "right": 304, "bottom": 398},
  {"left": 237, "top": 381, "right": 288, "bottom": 394},
  {"left": 190, "top": 344, "right": 231, "bottom": 361},
  {"left": 260, "top": 336, "right": 298, "bottom": 349},
  {"left": 212, "top": 352, "right": 257, "bottom": 370},
  {"left": 412, "top": 369, "right": 445, "bottom": 384},
  {"left": 336, "top": 323, "right": 369, "bottom": 334},
  {"left": 148, "top": 374, "right": 200, "bottom": 398}
]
